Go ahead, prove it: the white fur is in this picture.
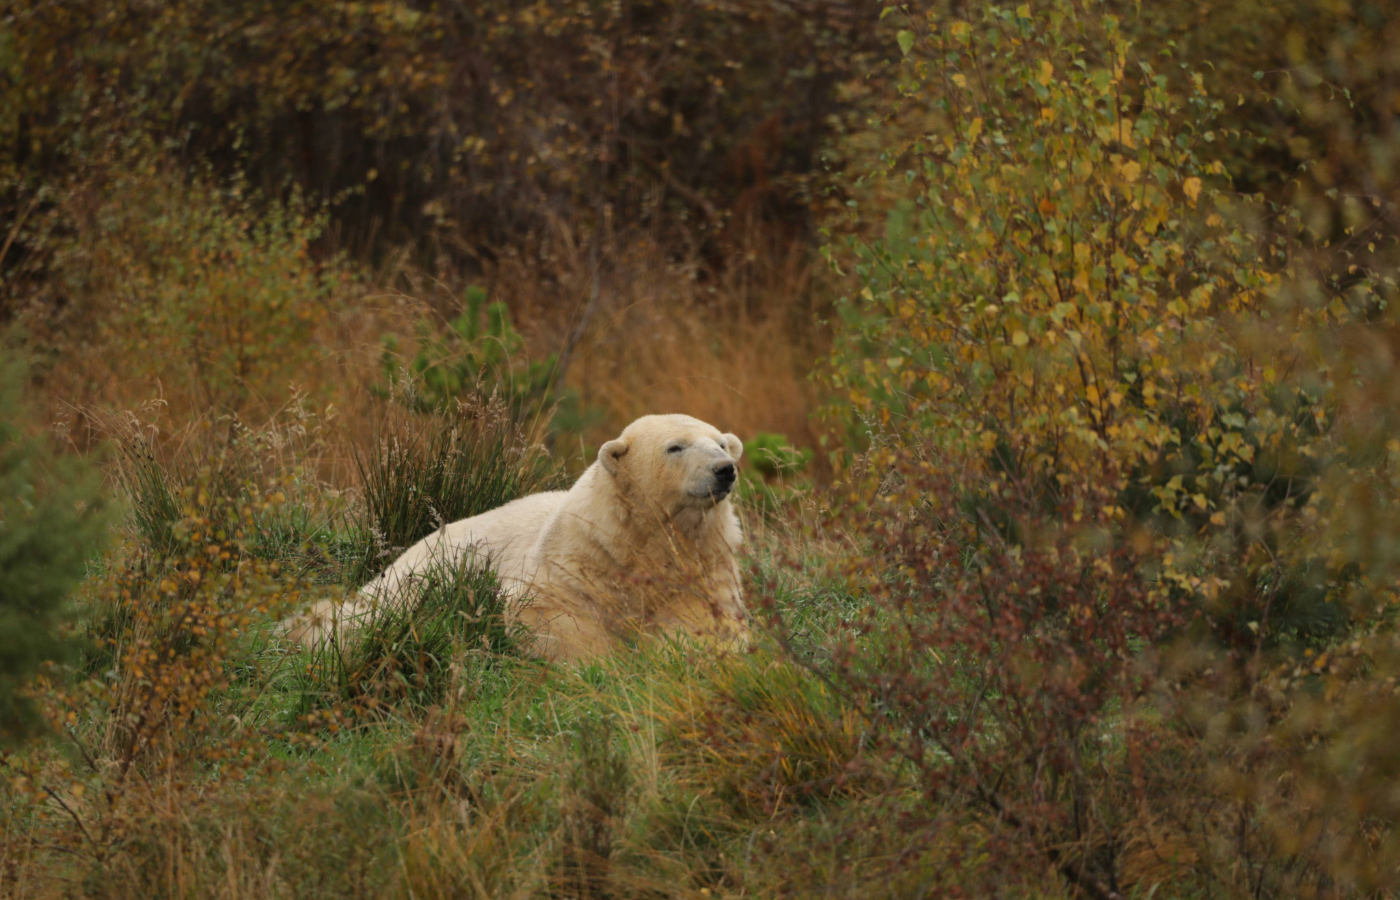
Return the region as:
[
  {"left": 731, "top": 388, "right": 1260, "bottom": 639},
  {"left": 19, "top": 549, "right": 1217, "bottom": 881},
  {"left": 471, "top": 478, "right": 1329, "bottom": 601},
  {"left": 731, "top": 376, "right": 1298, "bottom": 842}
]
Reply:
[{"left": 288, "top": 415, "right": 748, "bottom": 661}]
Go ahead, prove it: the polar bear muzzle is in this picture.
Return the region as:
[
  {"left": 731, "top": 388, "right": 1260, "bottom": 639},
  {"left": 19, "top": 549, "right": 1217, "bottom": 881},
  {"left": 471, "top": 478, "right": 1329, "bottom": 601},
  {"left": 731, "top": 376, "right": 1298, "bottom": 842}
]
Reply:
[{"left": 700, "top": 461, "right": 737, "bottom": 501}]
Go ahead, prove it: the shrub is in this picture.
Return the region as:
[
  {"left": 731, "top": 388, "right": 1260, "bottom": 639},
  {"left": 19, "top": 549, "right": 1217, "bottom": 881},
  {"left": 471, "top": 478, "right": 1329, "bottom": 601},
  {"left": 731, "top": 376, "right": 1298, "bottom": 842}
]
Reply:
[
  {"left": 803, "top": 0, "right": 1400, "bottom": 894},
  {"left": 826, "top": 461, "right": 1181, "bottom": 896},
  {"left": 85, "top": 483, "right": 305, "bottom": 765},
  {"left": 0, "top": 356, "right": 110, "bottom": 743},
  {"left": 374, "top": 283, "right": 596, "bottom": 441},
  {"left": 831, "top": 4, "right": 1279, "bottom": 499},
  {"left": 6, "top": 464, "right": 312, "bottom": 894},
  {"left": 14, "top": 160, "right": 347, "bottom": 418},
  {"left": 826, "top": 0, "right": 1384, "bottom": 648}
]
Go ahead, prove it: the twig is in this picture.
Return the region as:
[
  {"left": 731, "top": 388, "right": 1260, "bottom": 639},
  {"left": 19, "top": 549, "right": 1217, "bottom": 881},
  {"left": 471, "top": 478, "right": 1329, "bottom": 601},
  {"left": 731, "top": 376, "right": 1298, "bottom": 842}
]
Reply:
[
  {"left": 642, "top": 157, "right": 721, "bottom": 223},
  {"left": 974, "top": 782, "right": 1124, "bottom": 900},
  {"left": 0, "top": 193, "right": 41, "bottom": 274},
  {"left": 42, "top": 787, "right": 101, "bottom": 856},
  {"left": 65, "top": 726, "right": 102, "bottom": 775}
]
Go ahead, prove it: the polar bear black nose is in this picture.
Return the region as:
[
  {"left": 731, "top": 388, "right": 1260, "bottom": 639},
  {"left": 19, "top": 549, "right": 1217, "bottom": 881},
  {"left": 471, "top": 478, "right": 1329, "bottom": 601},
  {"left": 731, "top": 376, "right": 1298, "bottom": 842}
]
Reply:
[{"left": 714, "top": 462, "right": 736, "bottom": 485}]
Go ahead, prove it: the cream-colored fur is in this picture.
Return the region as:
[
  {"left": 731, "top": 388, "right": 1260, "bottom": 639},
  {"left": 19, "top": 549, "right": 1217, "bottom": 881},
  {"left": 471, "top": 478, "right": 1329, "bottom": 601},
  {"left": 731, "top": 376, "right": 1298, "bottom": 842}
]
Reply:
[{"left": 287, "top": 415, "right": 748, "bottom": 661}]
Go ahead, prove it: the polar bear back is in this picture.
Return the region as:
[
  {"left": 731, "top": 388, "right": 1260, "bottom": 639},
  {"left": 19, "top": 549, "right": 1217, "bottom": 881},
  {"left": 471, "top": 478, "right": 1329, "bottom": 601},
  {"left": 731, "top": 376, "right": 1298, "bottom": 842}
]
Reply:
[{"left": 364, "top": 489, "right": 567, "bottom": 600}]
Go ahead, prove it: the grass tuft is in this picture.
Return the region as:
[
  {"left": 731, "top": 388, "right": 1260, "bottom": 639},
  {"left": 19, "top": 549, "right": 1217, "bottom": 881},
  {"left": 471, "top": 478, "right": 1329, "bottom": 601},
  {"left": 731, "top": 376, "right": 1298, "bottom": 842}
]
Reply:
[
  {"left": 295, "top": 557, "right": 524, "bottom": 718},
  {"left": 655, "top": 656, "right": 868, "bottom": 819},
  {"left": 556, "top": 713, "right": 632, "bottom": 898},
  {"left": 350, "top": 399, "right": 557, "bottom": 584}
]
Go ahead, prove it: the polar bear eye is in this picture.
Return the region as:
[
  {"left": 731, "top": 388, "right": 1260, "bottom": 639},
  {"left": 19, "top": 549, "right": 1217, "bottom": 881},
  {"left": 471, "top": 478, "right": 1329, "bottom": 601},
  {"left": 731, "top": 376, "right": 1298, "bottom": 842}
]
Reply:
[{"left": 667, "top": 443, "right": 685, "bottom": 454}]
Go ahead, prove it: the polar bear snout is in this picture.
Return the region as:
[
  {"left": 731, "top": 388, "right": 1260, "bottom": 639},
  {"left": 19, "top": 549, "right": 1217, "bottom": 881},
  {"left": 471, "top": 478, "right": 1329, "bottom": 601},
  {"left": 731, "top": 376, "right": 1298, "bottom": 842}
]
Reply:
[{"left": 691, "top": 460, "right": 737, "bottom": 501}]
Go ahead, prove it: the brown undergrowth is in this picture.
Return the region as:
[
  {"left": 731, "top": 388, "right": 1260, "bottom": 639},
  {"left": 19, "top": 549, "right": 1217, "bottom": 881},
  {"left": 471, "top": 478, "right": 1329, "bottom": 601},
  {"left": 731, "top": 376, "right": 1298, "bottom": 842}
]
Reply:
[{"left": 17, "top": 159, "right": 825, "bottom": 472}]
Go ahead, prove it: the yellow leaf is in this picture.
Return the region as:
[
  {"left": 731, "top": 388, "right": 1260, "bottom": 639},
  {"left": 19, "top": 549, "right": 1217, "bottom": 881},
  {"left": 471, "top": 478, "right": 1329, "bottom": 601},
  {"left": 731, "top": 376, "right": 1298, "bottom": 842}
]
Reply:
[
  {"left": 1038, "top": 60, "right": 1054, "bottom": 86},
  {"left": 1210, "top": 512, "right": 1227, "bottom": 526},
  {"left": 1015, "top": 4, "right": 1031, "bottom": 18},
  {"left": 1096, "top": 121, "right": 1136, "bottom": 148},
  {"left": 967, "top": 117, "right": 984, "bottom": 142},
  {"left": 1183, "top": 177, "right": 1203, "bottom": 205},
  {"left": 1120, "top": 160, "right": 1141, "bottom": 182},
  {"left": 952, "top": 73, "right": 968, "bottom": 89},
  {"left": 1192, "top": 493, "right": 1208, "bottom": 510},
  {"left": 1012, "top": 329, "right": 1029, "bottom": 347}
]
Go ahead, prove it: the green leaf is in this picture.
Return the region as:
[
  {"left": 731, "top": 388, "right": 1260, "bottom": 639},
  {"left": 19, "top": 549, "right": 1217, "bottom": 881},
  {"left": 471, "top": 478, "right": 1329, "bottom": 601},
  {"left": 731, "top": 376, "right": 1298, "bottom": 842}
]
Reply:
[{"left": 897, "top": 30, "right": 915, "bottom": 57}]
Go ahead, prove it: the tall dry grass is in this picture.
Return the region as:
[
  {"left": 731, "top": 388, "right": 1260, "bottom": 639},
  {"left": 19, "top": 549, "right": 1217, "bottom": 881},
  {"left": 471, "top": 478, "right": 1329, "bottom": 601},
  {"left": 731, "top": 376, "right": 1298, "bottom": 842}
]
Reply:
[
  {"left": 490, "top": 227, "right": 826, "bottom": 451},
  {"left": 26, "top": 163, "right": 825, "bottom": 480}
]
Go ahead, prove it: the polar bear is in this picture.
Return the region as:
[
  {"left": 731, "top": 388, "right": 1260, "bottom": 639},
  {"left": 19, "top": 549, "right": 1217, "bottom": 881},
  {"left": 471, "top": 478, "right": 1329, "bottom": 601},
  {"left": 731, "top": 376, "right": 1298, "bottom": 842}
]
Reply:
[{"left": 290, "top": 414, "right": 749, "bottom": 661}]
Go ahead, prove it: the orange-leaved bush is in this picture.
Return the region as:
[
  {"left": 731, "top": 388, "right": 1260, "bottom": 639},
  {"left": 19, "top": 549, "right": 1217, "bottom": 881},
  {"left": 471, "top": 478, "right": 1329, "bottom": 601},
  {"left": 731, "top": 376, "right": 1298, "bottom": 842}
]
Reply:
[{"left": 830, "top": 1, "right": 1286, "bottom": 511}]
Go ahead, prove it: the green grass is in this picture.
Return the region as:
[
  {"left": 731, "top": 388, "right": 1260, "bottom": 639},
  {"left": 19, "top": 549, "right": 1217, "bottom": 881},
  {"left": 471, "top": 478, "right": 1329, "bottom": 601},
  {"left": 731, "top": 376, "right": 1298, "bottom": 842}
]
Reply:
[
  {"left": 3, "top": 415, "right": 1142, "bottom": 900},
  {"left": 12, "top": 565, "right": 936, "bottom": 899}
]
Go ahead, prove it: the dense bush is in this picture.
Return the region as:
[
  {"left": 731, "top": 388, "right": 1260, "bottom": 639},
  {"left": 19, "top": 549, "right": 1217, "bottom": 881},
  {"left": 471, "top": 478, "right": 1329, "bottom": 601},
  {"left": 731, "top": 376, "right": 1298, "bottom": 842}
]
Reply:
[
  {"left": 828, "top": 0, "right": 1386, "bottom": 648},
  {"left": 803, "top": 1, "right": 1400, "bottom": 894},
  {"left": 7, "top": 160, "right": 346, "bottom": 418}
]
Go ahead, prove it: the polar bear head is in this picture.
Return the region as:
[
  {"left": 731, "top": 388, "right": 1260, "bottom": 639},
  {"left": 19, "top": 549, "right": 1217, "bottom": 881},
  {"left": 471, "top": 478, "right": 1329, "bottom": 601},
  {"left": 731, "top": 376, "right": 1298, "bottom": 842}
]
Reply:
[{"left": 597, "top": 414, "right": 744, "bottom": 512}]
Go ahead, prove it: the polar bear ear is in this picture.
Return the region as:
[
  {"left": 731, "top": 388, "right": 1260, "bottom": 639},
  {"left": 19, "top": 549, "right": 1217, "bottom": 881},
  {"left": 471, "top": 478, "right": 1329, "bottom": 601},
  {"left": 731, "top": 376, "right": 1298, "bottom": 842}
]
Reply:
[
  {"left": 598, "top": 438, "right": 629, "bottom": 474},
  {"left": 721, "top": 433, "right": 743, "bottom": 461}
]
